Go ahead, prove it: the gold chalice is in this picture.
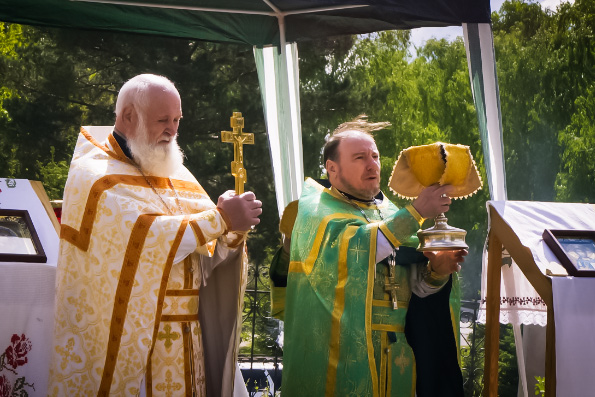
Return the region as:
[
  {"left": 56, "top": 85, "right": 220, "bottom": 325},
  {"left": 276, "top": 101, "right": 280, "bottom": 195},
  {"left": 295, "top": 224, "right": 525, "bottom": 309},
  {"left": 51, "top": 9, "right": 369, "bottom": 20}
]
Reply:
[{"left": 388, "top": 142, "right": 482, "bottom": 252}]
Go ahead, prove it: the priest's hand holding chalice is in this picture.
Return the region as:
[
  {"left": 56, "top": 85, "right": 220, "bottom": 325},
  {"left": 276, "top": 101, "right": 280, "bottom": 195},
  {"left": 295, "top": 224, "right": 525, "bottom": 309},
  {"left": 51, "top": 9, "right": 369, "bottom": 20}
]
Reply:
[{"left": 389, "top": 142, "right": 483, "bottom": 275}]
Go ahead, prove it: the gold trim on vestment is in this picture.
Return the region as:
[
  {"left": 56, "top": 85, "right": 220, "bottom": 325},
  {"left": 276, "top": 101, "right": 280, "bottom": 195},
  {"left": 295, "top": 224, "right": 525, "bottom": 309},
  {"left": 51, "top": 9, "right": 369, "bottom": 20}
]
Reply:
[
  {"left": 166, "top": 289, "right": 199, "bottom": 296},
  {"left": 145, "top": 218, "right": 189, "bottom": 395},
  {"left": 60, "top": 174, "right": 206, "bottom": 252},
  {"left": 107, "top": 133, "right": 135, "bottom": 163},
  {"left": 160, "top": 315, "right": 199, "bottom": 322},
  {"left": 387, "top": 337, "right": 393, "bottom": 396},
  {"left": 372, "top": 299, "right": 409, "bottom": 309},
  {"left": 377, "top": 222, "right": 402, "bottom": 249},
  {"left": 80, "top": 127, "right": 131, "bottom": 163},
  {"left": 371, "top": 324, "right": 405, "bottom": 332},
  {"left": 367, "top": 225, "right": 380, "bottom": 397},
  {"left": 190, "top": 219, "right": 207, "bottom": 246},
  {"left": 410, "top": 359, "right": 417, "bottom": 397},
  {"left": 325, "top": 225, "right": 357, "bottom": 396},
  {"left": 380, "top": 333, "right": 388, "bottom": 397},
  {"left": 216, "top": 207, "right": 232, "bottom": 233},
  {"left": 146, "top": 356, "right": 153, "bottom": 397},
  {"left": 98, "top": 214, "right": 157, "bottom": 394},
  {"left": 288, "top": 260, "right": 304, "bottom": 273},
  {"left": 165, "top": 288, "right": 198, "bottom": 296},
  {"left": 405, "top": 204, "right": 425, "bottom": 226},
  {"left": 184, "top": 256, "right": 193, "bottom": 289},
  {"left": 183, "top": 321, "right": 193, "bottom": 395},
  {"left": 450, "top": 305, "right": 461, "bottom": 366},
  {"left": 80, "top": 127, "right": 109, "bottom": 152},
  {"left": 301, "top": 213, "right": 363, "bottom": 275},
  {"left": 183, "top": 256, "right": 195, "bottom": 395}
]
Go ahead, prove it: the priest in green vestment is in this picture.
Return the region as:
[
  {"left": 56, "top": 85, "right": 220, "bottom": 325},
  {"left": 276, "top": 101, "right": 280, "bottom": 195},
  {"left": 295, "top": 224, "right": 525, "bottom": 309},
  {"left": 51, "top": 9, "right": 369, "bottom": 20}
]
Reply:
[{"left": 275, "top": 117, "right": 467, "bottom": 396}]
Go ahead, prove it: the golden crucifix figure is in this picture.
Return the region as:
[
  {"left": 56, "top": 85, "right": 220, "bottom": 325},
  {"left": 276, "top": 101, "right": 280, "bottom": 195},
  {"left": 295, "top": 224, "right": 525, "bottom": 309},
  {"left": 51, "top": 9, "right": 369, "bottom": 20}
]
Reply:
[
  {"left": 384, "top": 271, "right": 400, "bottom": 310},
  {"left": 221, "top": 112, "right": 254, "bottom": 194}
]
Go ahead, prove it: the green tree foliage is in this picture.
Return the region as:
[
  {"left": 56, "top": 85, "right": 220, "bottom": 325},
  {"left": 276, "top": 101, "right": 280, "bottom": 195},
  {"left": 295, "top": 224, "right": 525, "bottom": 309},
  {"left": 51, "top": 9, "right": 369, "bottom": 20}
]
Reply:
[
  {"left": 297, "top": 35, "right": 360, "bottom": 178},
  {"left": 492, "top": 1, "right": 564, "bottom": 201},
  {"left": 553, "top": 0, "right": 595, "bottom": 202},
  {"left": 461, "top": 323, "right": 519, "bottom": 397},
  {"left": 492, "top": 0, "right": 595, "bottom": 204},
  {"left": 37, "top": 146, "right": 69, "bottom": 200},
  {"left": 557, "top": 86, "right": 595, "bottom": 201}
]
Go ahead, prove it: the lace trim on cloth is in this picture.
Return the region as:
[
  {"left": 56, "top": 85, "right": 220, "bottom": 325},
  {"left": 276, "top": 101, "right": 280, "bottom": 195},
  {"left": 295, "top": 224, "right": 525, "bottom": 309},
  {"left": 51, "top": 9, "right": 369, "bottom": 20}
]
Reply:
[
  {"left": 485, "top": 296, "right": 546, "bottom": 306},
  {"left": 477, "top": 305, "right": 548, "bottom": 326}
]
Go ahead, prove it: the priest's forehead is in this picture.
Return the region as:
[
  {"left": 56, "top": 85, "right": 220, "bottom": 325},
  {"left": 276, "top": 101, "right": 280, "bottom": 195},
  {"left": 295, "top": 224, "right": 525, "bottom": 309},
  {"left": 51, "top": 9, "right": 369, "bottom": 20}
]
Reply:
[
  {"left": 324, "top": 130, "right": 376, "bottom": 163},
  {"left": 116, "top": 73, "right": 180, "bottom": 116}
]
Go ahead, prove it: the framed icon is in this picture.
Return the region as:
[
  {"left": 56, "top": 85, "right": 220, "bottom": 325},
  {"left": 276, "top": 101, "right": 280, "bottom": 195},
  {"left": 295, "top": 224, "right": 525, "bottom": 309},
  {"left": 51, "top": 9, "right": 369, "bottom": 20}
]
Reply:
[
  {"left": 0, "top": 209, "right": 47, "bottom": 263},
  {"left": 543, "top": 229, "right": 595, "bottom": 277}
]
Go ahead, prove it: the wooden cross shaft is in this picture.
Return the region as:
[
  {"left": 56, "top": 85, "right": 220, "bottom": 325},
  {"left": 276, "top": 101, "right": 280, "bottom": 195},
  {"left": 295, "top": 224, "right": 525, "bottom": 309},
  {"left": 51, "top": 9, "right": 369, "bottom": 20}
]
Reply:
[{"left": 221, "top": 112, "right": 254, "bottom": 194}]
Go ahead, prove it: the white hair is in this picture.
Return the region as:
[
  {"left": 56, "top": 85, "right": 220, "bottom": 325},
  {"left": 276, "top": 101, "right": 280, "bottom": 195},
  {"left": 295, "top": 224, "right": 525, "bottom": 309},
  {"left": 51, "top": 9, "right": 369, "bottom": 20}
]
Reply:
[
  {"left": 115, "top": 74, "right": 179, "bottom": 118},
  {"left": 127, "top": 115, "right": 185, "bottom": 177}
]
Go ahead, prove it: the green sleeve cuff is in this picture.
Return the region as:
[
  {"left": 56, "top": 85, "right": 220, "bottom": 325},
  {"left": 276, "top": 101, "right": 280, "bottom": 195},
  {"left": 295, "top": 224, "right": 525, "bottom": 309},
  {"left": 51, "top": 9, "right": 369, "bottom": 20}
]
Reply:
[{"left": 405, "top": 204, "right": 426, "bottom": 226}]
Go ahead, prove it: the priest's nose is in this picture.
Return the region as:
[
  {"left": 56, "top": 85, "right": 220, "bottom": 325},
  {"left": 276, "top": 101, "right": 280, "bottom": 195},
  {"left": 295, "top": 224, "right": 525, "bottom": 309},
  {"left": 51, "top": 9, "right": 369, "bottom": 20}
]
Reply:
[{"left": 166, "top": 124, "right": 178, "bottom": 137}]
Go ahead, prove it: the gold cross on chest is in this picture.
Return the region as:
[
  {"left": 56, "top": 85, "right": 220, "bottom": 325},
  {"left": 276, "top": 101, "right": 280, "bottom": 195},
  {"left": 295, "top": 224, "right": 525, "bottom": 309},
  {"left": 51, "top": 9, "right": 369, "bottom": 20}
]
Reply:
[
  {"left": 221, "top": 112, "right": 254, "bottom": 194},
  {"left": 384, "top": 257, "right": 400, "bottom": 310}
]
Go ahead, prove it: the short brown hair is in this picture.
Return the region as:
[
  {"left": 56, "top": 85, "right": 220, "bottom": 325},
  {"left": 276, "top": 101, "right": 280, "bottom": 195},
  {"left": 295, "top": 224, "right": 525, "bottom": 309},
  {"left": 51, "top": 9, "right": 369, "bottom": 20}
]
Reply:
[{"left": 322, "top": 115, "right": 390, "bottom": 163}]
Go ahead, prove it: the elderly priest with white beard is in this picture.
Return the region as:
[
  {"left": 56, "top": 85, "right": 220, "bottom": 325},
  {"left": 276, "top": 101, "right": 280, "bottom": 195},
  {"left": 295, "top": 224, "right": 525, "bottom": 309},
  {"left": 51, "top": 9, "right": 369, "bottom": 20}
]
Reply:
[{"left": 48, "top": 74, "right": 261, "bottom": 397}]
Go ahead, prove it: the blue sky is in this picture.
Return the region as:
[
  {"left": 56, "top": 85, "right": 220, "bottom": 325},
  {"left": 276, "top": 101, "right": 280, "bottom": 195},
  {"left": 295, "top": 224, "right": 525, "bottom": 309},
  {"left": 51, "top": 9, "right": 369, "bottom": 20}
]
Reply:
[{"left": 409, "top": 0, "right": 574, "bottom": 49}]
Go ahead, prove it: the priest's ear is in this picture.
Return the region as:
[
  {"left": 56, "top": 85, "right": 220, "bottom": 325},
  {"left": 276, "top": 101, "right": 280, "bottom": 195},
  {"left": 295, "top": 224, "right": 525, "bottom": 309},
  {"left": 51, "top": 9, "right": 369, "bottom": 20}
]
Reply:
[
  {"left": 119, "top": 105, "right": 139, "bottom": 135},
  {"left": 326, "top": 159, "right": 338, "bottom": 178}
]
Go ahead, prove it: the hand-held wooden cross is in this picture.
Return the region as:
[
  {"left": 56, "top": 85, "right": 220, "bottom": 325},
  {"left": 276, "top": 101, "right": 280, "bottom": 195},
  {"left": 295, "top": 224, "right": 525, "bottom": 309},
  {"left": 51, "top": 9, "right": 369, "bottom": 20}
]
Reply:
[{"left": 221, "top": 112, "right": 254, "bottom": 194}]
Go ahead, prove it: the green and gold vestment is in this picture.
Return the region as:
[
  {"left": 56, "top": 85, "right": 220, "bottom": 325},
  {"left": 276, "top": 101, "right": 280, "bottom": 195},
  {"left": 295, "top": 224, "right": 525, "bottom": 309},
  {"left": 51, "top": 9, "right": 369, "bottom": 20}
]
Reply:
[{"left": 282, "top": 178, "right": 459, "bottom": 396}]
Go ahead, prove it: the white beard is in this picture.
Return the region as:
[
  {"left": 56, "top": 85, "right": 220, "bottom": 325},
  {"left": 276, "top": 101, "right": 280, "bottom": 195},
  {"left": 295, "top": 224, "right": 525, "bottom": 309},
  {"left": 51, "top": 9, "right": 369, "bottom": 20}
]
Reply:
[{"left": 127, "top": 119, "right": 184, "bottom": 178}]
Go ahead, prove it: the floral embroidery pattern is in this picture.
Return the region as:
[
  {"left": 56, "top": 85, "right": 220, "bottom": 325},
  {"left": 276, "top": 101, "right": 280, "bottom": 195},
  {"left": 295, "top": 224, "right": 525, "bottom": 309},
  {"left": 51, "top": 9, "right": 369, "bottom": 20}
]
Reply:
[
  {"left": 0, "top": 334, "right": 35, "bottom": 396},
  {"left": 481, "top": 296, "right": 546, "bottom": 306}
]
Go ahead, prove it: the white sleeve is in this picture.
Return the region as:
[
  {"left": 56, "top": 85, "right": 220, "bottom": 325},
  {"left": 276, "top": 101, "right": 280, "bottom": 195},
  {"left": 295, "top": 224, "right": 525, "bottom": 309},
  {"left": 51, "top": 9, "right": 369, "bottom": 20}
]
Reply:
[
  {"left": 376, "top": 230, "right": 395, "bottom": 262},
  {"left": 174, "top": 226, "right": 199, "bottom": 263}
]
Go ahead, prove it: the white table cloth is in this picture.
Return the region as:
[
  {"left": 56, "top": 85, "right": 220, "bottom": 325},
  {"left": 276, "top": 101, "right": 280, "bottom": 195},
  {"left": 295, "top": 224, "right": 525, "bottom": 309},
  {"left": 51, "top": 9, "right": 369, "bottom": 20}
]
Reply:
[
  {"left": 0, "top": 178, "right": 58, "bottom": 396},
  {"left": 479, "top": 201, "right": 595, "bottom": 325},
  {"left": 479, "top": 200, "right": 595, "bottom": 396}
]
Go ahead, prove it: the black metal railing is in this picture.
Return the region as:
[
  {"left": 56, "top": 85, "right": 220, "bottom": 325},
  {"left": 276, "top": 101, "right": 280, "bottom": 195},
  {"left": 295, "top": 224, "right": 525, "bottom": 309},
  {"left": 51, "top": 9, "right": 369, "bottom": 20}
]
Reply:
[
  {"left": 240, "top": 259, "right": 282, "bottom": 396},
  {"left": 461, "top": 299, "right": 486, "bottom": 397}
]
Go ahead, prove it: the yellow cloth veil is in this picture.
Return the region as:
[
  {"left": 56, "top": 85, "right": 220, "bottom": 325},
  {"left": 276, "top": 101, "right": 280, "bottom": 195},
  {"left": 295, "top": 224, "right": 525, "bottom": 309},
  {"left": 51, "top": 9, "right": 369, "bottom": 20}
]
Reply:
[{"left": 388, "top": 142, "right": 482, "bottom": 200}]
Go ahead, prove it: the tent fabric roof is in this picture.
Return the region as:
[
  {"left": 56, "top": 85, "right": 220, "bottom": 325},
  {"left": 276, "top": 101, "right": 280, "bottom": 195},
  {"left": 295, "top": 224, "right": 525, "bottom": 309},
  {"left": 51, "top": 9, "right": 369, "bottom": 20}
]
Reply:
[{"left": 0, "top": 0, "right": 491, "bottom": 46}]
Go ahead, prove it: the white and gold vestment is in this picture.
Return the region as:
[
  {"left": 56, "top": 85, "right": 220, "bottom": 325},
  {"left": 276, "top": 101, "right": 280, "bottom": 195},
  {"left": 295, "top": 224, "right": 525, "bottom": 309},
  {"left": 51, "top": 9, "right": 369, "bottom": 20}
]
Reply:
[{"left": 48, "top": 128, "right": 247, "bottom": 396}]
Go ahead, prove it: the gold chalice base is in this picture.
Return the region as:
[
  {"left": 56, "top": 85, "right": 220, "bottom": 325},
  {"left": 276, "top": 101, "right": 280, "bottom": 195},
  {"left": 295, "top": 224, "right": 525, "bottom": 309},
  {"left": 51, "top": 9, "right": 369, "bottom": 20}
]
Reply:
[{"left": 417, "top": 213, "right": 469, "bottom": 252}]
